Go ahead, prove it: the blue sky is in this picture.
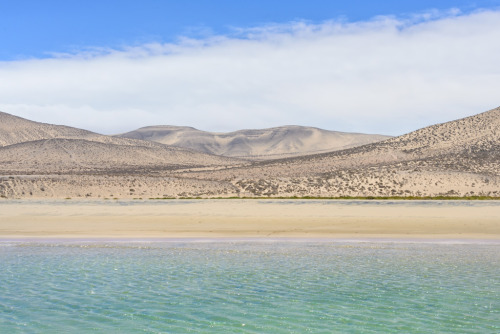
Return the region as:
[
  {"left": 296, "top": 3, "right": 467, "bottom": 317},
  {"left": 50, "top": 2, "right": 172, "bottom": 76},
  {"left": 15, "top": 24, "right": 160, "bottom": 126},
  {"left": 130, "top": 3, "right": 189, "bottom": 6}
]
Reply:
[
  {"left": 2, "top": 0, "right": 500, "bottom": 60},
  {"left": 1, "top": 1, "right": 500, "bottom": 135}
]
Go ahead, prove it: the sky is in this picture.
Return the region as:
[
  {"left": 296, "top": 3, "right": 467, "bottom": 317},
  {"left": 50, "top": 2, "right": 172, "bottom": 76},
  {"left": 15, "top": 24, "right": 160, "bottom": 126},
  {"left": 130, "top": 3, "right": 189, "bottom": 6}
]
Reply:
[{"left": 1, "top": 0, "right": 500, "bottom": 135}]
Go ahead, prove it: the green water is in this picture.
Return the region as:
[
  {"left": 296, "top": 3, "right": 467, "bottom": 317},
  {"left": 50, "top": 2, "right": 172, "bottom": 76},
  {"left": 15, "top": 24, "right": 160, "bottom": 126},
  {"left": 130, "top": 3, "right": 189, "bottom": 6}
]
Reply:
[{"left": 0, "top": 241, "right": 499, "bottom": 333}]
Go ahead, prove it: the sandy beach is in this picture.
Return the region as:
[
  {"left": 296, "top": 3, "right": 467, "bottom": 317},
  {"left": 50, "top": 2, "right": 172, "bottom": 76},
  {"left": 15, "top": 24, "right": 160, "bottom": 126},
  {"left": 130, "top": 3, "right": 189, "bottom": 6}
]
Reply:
[{"left": 1, "top": 200, "right": 499, "bottom": 239}]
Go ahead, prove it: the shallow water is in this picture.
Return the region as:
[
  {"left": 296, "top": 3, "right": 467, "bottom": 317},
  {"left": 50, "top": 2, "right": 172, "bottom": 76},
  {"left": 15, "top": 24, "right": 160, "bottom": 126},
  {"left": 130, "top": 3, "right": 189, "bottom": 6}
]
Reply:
[{"left": 1, "top": 241, "right": 499, "bottom": 333}]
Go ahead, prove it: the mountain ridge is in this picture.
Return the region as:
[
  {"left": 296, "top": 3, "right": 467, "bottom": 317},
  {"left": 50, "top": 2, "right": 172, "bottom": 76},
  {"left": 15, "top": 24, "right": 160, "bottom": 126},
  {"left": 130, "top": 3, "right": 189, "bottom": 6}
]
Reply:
[
  {"left": 116, "top": 124, "right": 392, "bottom": 160},
  {"left": 0, "top": 107, "right": 498, "bottom": 198},
  {"left": 0, "top": 111, "right": 168, "bottom": 149}
]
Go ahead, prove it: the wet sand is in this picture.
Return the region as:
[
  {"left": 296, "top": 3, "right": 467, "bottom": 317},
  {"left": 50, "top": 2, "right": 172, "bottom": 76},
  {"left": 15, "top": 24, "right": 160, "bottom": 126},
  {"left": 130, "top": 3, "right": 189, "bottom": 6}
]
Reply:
[{"left": 0, "top": 200, "right": 499, "bottom": 239}]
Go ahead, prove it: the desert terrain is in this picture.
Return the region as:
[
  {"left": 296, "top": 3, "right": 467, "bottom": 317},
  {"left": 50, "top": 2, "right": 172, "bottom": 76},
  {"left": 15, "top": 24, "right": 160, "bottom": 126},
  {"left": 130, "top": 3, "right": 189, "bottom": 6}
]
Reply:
[
  {"left": 118, "top": 125, "right": 390, "bottom": 160},
  {"left": 0, "top": 107, "right": 499, "bottom": 199}
]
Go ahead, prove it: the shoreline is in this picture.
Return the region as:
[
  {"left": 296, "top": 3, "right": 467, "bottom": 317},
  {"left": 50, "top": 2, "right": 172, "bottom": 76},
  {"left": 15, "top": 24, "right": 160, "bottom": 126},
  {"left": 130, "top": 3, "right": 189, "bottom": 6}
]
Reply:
[
  {"left": 1, "top": 199, "right": 499, "bottom": 240},
  {"left": 2, "top": 237, "right": 500, "bottom": 244}
]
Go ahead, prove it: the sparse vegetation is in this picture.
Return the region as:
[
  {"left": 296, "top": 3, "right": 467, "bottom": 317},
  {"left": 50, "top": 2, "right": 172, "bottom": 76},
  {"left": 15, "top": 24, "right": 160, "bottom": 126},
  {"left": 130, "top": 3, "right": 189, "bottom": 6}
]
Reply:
[
  {"left": 145, "top": 196, "right": 499, "bottom": 200},
  {"left": 0, "top": 107, "right": 499, "bottom": 199}
]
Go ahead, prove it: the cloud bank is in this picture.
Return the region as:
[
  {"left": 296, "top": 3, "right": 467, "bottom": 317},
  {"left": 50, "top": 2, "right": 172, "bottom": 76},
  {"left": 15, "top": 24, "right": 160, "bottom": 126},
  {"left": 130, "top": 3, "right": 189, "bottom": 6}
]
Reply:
[{"left": 1, "top": 9, "right": 499, "bottom": 135}]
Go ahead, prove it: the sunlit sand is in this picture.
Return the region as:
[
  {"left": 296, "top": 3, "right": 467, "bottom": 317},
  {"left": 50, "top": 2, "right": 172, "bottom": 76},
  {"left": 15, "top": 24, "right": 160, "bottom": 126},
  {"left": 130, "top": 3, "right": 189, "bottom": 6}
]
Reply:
[{"left": 1, "top": 200, "right": 498, "bottom": 239}]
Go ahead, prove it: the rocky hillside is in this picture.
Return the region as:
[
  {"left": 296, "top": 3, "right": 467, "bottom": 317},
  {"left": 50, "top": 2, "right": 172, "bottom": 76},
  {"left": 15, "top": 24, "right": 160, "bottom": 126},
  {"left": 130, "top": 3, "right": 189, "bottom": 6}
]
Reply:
[
  {"left": 0, "top": 107, "right": 498, "bottom": 198},
  {"left": 182, "top": 107, "right": 500, "bottom": 197}
]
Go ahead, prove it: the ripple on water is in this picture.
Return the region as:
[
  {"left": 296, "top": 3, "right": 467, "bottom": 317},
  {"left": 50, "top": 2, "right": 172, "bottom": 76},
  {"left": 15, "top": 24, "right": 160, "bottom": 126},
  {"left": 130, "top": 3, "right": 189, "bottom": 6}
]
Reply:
[{"left": 0, "top": 242, "right": 499, "bottom": 333}]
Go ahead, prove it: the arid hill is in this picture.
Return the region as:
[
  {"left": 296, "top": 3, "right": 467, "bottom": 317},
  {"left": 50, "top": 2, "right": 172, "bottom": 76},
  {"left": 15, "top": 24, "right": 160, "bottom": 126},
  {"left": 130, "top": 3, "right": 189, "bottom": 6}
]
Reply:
[
  {"left": 0, "top": 138, "right": 243, "bottom": 175},
  {"left": 0, "top": 107, "right": 498, "bottom": 198},
  {"left": 0, "top": 111, "right": 181, "bottom": 149},
  {"left": 0, "top": 111, "right": 245, "bottom": 176},
  {"left": 0, "top": 111, "right": 92, "bottom": 147},
  {"left": 198, "top": 106, "right": 500, "bottom": 178},
  {"left": 117, "top": 125, "right": 391, "bottom": 160},
  {"left": 184, "top": 106, "right": 499, "bottom": 197}
]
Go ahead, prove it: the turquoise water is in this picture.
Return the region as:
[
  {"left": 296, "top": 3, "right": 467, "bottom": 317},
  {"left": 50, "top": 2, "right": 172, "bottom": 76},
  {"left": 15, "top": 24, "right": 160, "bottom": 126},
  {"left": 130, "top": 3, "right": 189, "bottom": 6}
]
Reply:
[{"left": 1, "top": 241, "right": 499, "bottom": 333}]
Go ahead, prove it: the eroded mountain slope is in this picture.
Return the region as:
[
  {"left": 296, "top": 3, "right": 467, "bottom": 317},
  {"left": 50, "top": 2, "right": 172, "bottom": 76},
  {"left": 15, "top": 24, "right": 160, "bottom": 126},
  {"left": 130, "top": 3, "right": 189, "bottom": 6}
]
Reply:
[{"left": 117, "top": 125, "right": 391, "bottom": 160}]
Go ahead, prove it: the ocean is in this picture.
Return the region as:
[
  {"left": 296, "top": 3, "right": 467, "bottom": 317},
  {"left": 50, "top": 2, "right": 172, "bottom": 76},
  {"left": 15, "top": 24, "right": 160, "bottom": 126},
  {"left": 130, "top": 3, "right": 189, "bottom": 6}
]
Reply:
[{"left": 1, "top": 240, "right": 499, "bottom": 333}]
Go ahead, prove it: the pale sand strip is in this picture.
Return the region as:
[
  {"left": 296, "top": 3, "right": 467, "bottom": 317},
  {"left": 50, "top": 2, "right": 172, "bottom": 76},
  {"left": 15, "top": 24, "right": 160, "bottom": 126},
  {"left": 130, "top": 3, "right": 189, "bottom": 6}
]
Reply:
[{"left": 0, "top": 200, "right": 499, "bottom": 239}]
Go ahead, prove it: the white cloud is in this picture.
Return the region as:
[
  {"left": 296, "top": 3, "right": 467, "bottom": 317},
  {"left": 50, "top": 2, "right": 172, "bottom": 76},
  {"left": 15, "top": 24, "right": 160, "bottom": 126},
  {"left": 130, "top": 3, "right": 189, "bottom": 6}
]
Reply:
[{"left": 1, "top": 9, "right": 499, "bottom": 135}]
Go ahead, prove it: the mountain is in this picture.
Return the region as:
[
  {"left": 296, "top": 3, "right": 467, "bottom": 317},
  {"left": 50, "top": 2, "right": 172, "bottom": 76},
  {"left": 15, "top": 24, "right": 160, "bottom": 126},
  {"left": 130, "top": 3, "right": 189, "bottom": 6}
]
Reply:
[
  {"left": 225, "top": 106, "right": 500, "bottom": 173},
  {"left": 0, "top": 107, "right": 498, "bottom": 198},
  {"left": 116, "top": 125, "right": 391, "bottom": 160},
  {"left": 185, "top": 106, "right": 500, "bottom": 197},
  {"left": 0, "top": 138, "right": 244, "bottom": 175},
  {"left": 0, "top": 111, "right": 245, "bottom": 176},
  {"left": 0, "top": 111, "right": 164, "bottom": 148}
]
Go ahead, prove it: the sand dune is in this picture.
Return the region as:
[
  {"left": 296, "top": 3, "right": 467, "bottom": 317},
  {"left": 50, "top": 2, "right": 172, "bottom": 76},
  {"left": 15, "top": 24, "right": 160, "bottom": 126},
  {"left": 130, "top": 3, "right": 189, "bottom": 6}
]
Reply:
[{"left": 117, "top": 125, "right": 391, "bottom": 160}]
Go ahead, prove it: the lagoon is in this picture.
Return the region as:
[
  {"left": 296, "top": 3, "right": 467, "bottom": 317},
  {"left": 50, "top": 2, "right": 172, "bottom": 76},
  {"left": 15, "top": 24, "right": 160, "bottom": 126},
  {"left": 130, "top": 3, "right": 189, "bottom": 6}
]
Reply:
[{"left": 0, "top": 240, "right": 499, "bottom": 333}]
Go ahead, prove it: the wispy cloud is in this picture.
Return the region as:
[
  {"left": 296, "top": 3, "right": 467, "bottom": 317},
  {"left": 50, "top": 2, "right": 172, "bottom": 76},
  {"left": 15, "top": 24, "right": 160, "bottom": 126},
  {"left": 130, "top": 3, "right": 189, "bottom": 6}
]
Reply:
[{"left": 1, "top": 9, "right": 499, "bottom": 135}]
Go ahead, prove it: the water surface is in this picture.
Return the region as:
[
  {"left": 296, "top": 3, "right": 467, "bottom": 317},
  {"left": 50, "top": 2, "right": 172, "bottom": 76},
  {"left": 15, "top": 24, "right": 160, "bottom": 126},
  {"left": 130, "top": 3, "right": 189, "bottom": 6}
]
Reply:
[{"left": 1, "top": 241, "right": 498, "bottom": 333}]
